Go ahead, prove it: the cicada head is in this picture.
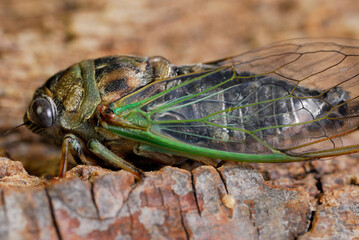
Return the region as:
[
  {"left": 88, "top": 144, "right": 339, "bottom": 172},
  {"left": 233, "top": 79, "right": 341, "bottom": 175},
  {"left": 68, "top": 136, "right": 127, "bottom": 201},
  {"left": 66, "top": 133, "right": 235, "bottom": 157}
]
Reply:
[
  {"left": 24, "top": 70, "right": 65, "bottom": 145},
  {"left": 25, "top": 57, "right": 107, "bottom": 146}
]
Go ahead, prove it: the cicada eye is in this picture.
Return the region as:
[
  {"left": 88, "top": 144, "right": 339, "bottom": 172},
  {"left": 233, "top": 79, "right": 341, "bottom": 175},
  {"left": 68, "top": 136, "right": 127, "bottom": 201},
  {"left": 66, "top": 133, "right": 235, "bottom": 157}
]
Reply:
[{"left": 29, "top": 97, "right": 57, "bottom": 128}]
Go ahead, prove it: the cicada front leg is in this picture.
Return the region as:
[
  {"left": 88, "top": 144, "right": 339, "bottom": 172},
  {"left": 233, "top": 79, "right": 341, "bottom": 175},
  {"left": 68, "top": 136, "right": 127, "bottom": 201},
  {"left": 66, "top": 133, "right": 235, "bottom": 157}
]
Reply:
[
  {"left": 88, "top": 139, "right": 144, "bottom": 179},
  {"left": 59, "top": 134, "right": 96, "bottom": 177}
]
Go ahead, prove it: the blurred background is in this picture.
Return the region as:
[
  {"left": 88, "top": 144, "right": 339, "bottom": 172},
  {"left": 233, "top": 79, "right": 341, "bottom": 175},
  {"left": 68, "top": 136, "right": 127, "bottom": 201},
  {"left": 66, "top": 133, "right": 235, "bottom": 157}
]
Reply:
[{"left": 0, "top": 0, "right": 359, "bottom": 176}]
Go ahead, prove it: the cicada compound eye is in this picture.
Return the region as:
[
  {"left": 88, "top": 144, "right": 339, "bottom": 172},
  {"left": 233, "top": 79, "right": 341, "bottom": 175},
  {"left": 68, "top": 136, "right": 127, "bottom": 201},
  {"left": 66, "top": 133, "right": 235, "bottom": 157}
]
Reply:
[{"left": 29, "top": 97, "right": 57, "bottom": 128}]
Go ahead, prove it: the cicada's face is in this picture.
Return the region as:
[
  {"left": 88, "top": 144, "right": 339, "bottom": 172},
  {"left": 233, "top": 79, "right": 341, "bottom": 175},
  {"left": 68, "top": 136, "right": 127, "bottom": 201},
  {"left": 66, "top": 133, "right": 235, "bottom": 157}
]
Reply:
[
  {"left": 24, "top": 72, "right": 66, "bottom": 146},
  {"left": 24, "top": 89, "right": 63, "bottom": 145}
]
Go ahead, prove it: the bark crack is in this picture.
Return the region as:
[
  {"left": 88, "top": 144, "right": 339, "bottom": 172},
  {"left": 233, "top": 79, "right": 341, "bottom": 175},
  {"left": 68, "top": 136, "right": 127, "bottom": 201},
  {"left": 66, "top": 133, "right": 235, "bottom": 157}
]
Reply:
[
  {"left": 304, "top": 210, "right": 316, "bottom": 238},
  {"left": 90, "top": 182, "right": 100, "bottom": 219},
  {"left": 170, "top": 186, "right": 191, "bottom": 240},
  {"left": 48, "top": 187, "right": 100, "bottom": 220},
  {"left": 115, "top": 177, "right": 138, "bottom": 218},
  {"left": 113, "top": 177, "right": 137, "bottom": 238},
  {"left": 303, "top": 174, "right": 322, "bottom": 235},
  {"left": 216, "top": 167, "right": 234, "bottom": 218},
  {"left": 297, "top": 163, "right": 324, "bottom": 238},
  {"left": 157, "top": 174, "right": 165, "bottom": 206},
  {"left": 190, "top": 171, "right": 201, "bottom": 217},
  {"left": 45, "top": 188, "right": 62, "bottom": 240},
  {"left": 156, "top": 177, "right": 171, "bottom": 217},
  {"left": 179, "top": 208, "right": 190, "bottom": 240},
  {"left": 216, "top": 168, "right": 228, "bottom": 194}
]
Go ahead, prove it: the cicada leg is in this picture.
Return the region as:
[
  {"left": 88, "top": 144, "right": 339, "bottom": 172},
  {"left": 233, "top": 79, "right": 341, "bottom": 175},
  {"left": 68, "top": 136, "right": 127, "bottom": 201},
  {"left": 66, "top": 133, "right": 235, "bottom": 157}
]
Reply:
[
  {"left": 59, "top": 134, "right": 93, "bottom": 177},
  {"left": 88, "top": 139, "right": 144, "bottom": 179}
]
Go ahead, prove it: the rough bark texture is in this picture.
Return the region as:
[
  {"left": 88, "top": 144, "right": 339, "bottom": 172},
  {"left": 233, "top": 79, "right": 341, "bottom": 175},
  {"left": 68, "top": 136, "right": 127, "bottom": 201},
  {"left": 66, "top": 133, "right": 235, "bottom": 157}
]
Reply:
[
  {"left": 0, "top": 158, "right": 312, "bottom": 240},
  {"left": 2, "top": 158, "right": 359, "bottom": 239},
  {"left": 1, "top": 0, "right": 359, "bottom": 239}
]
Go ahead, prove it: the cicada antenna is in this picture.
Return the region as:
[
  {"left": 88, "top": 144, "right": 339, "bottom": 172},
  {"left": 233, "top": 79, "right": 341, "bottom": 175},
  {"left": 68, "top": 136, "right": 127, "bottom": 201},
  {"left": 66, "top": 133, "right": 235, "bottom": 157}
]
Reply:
[{"left": 1, "top": 123, "right": 26, "bottom": 136}]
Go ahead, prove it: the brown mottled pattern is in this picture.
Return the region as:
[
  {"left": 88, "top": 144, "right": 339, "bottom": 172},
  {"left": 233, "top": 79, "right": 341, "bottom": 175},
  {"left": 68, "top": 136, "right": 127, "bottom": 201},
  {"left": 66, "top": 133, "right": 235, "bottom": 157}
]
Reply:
[
  {"left": 95, "top": 57, "right": 154, "bottom": 104},
  {"left": 98, "top": 67, "right": 141, "bottom": 103}
]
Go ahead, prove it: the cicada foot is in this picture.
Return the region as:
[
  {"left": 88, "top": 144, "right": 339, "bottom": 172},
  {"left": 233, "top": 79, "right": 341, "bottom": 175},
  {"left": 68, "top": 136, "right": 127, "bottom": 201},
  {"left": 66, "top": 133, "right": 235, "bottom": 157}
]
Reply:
[
  {"left": 59, "top": 134, "right": 96, "bottom": 178},
  {"left": 44, "top": 174, "right": 64, "bottom": 185},
  {"left": 88, "top": 139, "right": 144, "bottom": 179}
]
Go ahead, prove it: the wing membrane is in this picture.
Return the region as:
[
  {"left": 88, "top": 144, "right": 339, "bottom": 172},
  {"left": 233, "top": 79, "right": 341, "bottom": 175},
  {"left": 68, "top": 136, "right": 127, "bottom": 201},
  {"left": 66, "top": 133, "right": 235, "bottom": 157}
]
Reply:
[{"left": 113, "top": 39, "right": 359, "bottom": 159}]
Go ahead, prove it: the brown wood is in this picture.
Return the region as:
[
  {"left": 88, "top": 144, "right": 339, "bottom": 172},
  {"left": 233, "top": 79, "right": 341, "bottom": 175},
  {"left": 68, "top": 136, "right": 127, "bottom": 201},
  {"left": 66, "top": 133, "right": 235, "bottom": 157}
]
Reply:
[
  {"left": 1, "top": 156, "right": 359, "bottom": 239},
  {"left": 0, "top": 158, "right": 312, "bottom": 239},
  {"left": 1, "top": 0, "right": 359, "bottom": 239}
]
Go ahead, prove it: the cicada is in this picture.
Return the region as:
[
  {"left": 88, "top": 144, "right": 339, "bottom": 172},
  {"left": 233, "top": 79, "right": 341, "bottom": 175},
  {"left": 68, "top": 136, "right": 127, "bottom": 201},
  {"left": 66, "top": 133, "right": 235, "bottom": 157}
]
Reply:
[{"left": 24, "top": 39, "right": 359, "bottom": 178}]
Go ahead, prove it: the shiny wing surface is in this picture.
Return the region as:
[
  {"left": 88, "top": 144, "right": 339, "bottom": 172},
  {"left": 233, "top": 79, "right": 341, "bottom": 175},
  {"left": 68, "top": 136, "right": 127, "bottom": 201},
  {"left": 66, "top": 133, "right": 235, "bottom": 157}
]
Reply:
[{"left": 113, "top": 39, "right": 359, "bottom": 157}]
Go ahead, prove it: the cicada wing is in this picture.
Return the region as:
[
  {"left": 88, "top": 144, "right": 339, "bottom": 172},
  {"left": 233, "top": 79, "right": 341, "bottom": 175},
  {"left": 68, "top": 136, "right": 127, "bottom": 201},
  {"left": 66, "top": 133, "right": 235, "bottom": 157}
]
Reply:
[
  {"left": 113, "top": 39, "right": 359, "bottom": 160},
  {"left": 208, "top": 38, "right": 359, "bottom": 99}
]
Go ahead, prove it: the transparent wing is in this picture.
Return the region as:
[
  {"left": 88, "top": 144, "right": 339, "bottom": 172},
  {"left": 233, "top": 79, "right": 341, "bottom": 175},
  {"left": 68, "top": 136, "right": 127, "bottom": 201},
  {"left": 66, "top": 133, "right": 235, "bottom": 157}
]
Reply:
[{"left": 112, "top": 38, "right": 359, "bottom": 158}]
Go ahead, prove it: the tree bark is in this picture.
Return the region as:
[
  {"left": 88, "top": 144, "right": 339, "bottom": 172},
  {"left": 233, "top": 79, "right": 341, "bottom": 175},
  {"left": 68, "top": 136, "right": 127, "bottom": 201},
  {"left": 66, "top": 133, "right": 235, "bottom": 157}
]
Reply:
[
  {"left": 0, "top": 158, "right": 313, "bottom": 239},
  {"left": 2, "top": 156, "right": 359, "bottom": 239}
]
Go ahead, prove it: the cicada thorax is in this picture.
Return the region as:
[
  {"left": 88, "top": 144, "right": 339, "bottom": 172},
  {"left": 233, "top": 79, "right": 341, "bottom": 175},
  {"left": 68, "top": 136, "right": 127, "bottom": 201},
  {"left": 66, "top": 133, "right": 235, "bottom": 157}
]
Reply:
[
  {"left": 95, "top": 56, "right": 156, "bottom": 104},
  {"left": 39, "top": 56, "right": 173, "bottom": 129}
]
